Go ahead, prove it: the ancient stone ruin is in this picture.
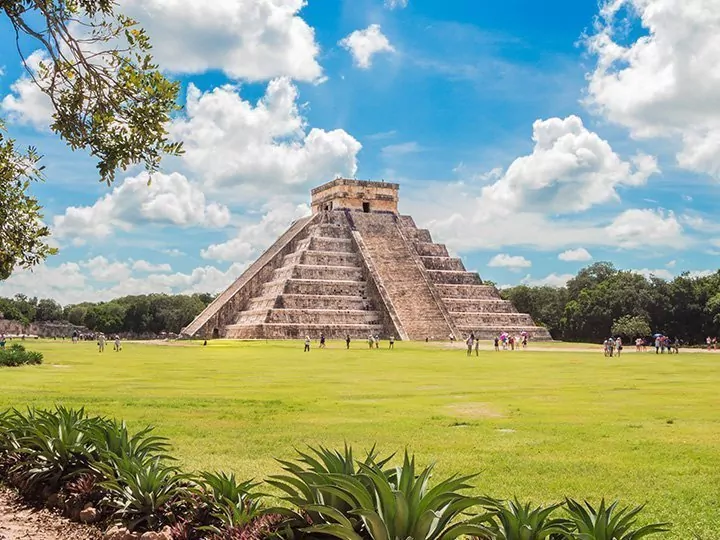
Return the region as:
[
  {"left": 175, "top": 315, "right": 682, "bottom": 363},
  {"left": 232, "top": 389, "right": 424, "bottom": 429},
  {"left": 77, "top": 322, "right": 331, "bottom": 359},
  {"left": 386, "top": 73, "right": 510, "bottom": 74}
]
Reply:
[{"left": 183, "top": 179, "right": 551, "bottom": 341}]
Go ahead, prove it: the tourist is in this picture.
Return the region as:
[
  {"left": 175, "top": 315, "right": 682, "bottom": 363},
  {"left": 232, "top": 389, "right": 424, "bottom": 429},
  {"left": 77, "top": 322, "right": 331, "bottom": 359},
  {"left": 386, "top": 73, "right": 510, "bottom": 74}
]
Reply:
[
  {"left": 713, "top": 337, "right": 718, "bottom": 350},
  {"left": 474, "top": 336, "right": 480, "bottom": 356},
  {"left": 98, "top": 333, "right": 106, "bottom": 353},
  {"left": 346, "top": 335, "right": 351, "bottom": 349},
  {"left": 304, "top": 336, "right": 311, "bottom": 352},
  {"left": 707, "top": 336, "right": 712, "bottom": 351},
  {"left": 0, "top": 334, "right": 5, "bottom": 349},
  {"left": 615, "top": 337, "right": 623, "bottom": 357},
  {"left": 368, "top": 334, "right": 374, "bottom": 349},
  {"left": 389, "top": 336, "right": 395, "bottom": 349},
  {"left": 114, "top": 335, "right": 122, "bottom": 352},
  {"left": 635, "top": 337, "right": 642, "bottom": 352},
  {"left": 466, "top": 335, "right": 473, "bottom": 356},
  {"left": 203, "top": 340, "right": 207, "bottom": 346},
  {"left": 522, "top": 335, "right": 528, "bottom": 349},
  {"left": 319, "top": 333, "right": 326, "bottom": 349},
  {"left": 374, "top": 334, "right": 380, "bottom": 349},
  {"left": 509, "top": 336, "right": 515, "bottom": 351},
  {"left": 493, "top": 336, "right": 499, "bottom": 351},
  {"left": 655, "top": 336, "right": 661, "bottom": 354},
  {"left": 672, "top": 337, "right": 680, "bottom": 354}
]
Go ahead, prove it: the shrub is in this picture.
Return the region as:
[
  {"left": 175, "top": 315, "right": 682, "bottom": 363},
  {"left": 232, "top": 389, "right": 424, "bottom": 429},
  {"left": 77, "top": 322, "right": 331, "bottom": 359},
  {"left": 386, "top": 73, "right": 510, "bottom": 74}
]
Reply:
[
  {"left": 0, "top": 343, "right": 43, "bottom": 367},
  {"left": 564, "top": 498, "right": 670, "bottom": 540},
  {"left": 0, "top": 408, "right": 674, "bottom": 539}
]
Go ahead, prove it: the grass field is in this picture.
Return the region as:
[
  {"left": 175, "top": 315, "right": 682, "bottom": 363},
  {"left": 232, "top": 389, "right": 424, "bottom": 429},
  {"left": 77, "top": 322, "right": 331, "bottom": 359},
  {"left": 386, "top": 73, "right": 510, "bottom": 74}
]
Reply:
[{"left": 1, "top": 339, "right": 718, "bottom": 538}]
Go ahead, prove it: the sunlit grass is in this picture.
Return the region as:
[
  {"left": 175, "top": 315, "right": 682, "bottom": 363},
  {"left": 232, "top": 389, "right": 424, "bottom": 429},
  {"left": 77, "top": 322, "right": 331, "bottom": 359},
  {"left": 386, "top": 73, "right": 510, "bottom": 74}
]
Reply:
[{"left": 1, "top": 338, "right": 718, "bottom": 538}]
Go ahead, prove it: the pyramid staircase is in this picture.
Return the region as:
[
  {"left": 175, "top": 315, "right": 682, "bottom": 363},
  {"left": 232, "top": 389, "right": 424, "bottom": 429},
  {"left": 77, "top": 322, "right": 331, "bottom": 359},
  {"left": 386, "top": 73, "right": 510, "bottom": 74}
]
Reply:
[{"left": 225, "top": 216, "right": 385, "bottom": 339}]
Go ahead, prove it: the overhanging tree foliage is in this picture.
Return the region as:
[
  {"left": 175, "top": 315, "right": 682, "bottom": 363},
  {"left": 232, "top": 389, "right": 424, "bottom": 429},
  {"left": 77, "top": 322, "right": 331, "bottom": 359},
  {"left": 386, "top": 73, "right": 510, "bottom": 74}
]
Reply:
[{"left": 1, "top": 0, "right": 182, "bottom": 278}]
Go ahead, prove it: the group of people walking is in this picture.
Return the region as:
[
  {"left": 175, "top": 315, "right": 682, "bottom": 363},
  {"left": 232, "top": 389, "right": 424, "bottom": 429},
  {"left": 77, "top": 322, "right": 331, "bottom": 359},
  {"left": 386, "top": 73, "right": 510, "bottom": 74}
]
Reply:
[{"left": 303, "top": 333, "right": 395, "bottom": 352}]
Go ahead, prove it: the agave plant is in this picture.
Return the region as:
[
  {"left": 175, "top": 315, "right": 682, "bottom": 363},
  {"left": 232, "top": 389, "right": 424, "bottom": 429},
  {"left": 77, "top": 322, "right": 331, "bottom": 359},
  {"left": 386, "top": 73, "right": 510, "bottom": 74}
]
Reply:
[
  {"left": 481, "top": 498, "right": 571, "bottom": 540},
  {"left": 564, "top": 499, "right": 670, "bottom": 540},
  {"left": 97, "top": 456, "right": 191, "bottom": 531},
  {"left": 197, "top": 471, "right": 264, "bottom": 533},
  {"left": 88, "top": 418, "right": 172, "bottom": 466},
  {"left": 300, "top": 451, "right": 493, "bottom": 540},
  {"left": 11, "top": 406, "right": 100, "bottom": 494},
  {"left": 267, "top": 444, "right": 394, "bottom": 521}
]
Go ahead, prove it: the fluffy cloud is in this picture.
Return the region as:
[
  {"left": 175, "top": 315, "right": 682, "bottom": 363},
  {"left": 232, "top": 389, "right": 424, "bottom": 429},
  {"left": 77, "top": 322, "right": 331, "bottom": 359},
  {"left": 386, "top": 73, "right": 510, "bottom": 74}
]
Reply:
[
  {"left": 385, "top": 0, "right": 408, "bottom": 8},
  {"left": 381, "top": 142, "right": 421, "bottom": 158},
  {"left": 118, "top": 0, "right": 322, "bottom": 82},
  {"left": 170, "top": 79, "right": 361, "bottom": 193},
  {"left": 585, "top": 0, "right": 720, "bottom": 176},
  {"left": 632, "top": 268, "right": 675, "bottom": 281},
  {"left": 558, "top": 248, "right": 593, "bottom": 262},
  {"left": 132, "top": 260, "right": 172, "bottom": 273},
  {"left": 0, "top": 259, "right": 245, "bottom": 305},
  {"left": 0, "top": 50, "right": 54, "bottom": 129},
  {"left": 487, "top": 254, "right": 532, "bottom": 271},
  {"left": 339, "top": 24, "right": 395, "bottom": 69},
  {"left": 80, "top": 256, "right": 132, "bottom": 282},
  {"left": 202, "top": 201, "right": 311, "bottom": 262},
  {"left": 52, "top": 171, "right": 230, "bottom": 244},
  {"left": 478, "top": 116, "right": 658, "bottom": 216},
  {"left": 521, "top": 273, "right": 574, "bottom": 288},
  {"left": 605, "top": 208, "right": 684, "bottom": 248}
]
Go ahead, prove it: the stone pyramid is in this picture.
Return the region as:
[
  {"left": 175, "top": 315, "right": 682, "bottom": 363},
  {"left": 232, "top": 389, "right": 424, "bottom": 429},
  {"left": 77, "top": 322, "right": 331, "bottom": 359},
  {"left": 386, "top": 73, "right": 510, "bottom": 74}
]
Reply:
[{"left": 182, "top": 179, "right": 551, "bottom": 341}]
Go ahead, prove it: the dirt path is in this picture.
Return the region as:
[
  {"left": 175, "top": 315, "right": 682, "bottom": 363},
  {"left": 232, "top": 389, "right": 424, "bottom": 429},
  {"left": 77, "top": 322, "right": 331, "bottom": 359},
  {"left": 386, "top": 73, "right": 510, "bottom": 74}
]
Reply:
[{"left": 0, "top": 487, "right": 100, "bottom": 540}]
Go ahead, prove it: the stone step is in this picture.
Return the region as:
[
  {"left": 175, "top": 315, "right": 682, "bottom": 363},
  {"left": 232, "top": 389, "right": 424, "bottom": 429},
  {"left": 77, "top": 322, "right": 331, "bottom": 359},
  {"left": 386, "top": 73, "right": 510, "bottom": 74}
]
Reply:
[
  {"left": 225, "top": 323, "right": 385, "bottom": 340},
  {"left": 404, "top": 228, "right": 432, "bottom": 243},
  {"left": 276, "top": 294, "right": 371, "bottom": 310},
  {"left": 420, "top": 256, "right": 466, "bottom": 271},
  {"left": 265, "top": 309, "right": 381, "bottom": 325},
  {"left": 235, "top": 309, "right": 271, "bottom": 325},
  {"left": 451, "top": 312, "right": 536, "bottom": 327},
  {"left": 281, "top": 279, "right": 368, "bottom": 297},
  {"left": 436, "top": 284, "right": 499, "bottom": 299},
  {"left": 246, "top": 296, "right": 278, "bottom": 311},
  {"left": 427, "top": 270, "right": 483, "bottom": 285},
  {"left": 414, "top": 242, "right": 449, "bottom": 257},
  {"left": 306, "top": 223, "right": 350, "bottom": 239},
  {"left": 456, "top": 325, "right": 552, "bottom": 341},
  {"left": 292, "top": 264, "right": 363, "bottom": 281},
  {"left": 309, "top": 236, "right": 354, "bottom": 253},
  {"left": 300, "top": 250, "right": 359, "bottom": 267},
  {"left": 444, "top": 298, "right": 517, "bottom": 313}
]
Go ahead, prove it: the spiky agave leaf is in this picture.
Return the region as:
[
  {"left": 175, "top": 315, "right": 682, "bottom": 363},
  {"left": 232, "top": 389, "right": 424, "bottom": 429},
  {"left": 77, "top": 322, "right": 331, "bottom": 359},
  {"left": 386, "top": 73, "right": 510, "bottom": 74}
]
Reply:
[{"left": 565, "top": 498, "right": 671, "bottom": 540}]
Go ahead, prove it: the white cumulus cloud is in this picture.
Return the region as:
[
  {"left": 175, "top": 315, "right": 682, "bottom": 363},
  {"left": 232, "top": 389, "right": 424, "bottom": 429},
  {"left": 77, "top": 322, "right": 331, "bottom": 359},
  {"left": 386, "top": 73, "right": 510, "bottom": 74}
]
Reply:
[
  {"left": 585, "top": 0, "right": 720, "bottom": 177},
  {"left": 170, "top": 79, "right": 361, "bottom": 194},
  {"left": 487, "top": 254, "right": 532, "bottom": 271},
  {"left": 1, "top": 50, "right": 54, "bottom": 129},
  {"left": 478, "top": 115, "right": 659, "bottom": 216},
  {"left": 605, "top": 208, "right": 684, "bottom": 248},
  {"left": 558, "top": 248, "right": 593, "bottom": 262},
  {"left": 384, "top": 0, "right": 408, "bottom": 8},
  {"left": 52, "top": 171, "right": 231, "bottom": 245},
  {"left": 521, "top": 273, "right": 574, "bottom": 288},
  {"left": 132, "top": 260, "right": 172, "bottom": 273},
  {"left": 202, "top": 201, "right": 311, "bottom": 262},
  {"left": 118, "top": 0, "right": 322, "bottom": 82},
  {"left": 339, "top": 24, "right": 395, "bottom": 69}
]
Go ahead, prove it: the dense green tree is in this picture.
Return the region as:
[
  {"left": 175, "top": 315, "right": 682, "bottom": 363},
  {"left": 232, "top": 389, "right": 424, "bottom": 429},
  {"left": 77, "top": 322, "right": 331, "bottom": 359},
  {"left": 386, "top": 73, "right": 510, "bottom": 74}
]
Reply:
[
  {"left": 611, "top": 315, "right": 652, "bottom": 340},
  {"left": 1, "top": 0, "right": 182, "bottom": 279},
  {"left": 35, "top": 298, "right": 63, "bottom": 321},
  {"left": 64, "top": 305, "right": 88, "bottom": 326},
  {"left": 500, "top": 285, "right": 568, "bottom": 339}
]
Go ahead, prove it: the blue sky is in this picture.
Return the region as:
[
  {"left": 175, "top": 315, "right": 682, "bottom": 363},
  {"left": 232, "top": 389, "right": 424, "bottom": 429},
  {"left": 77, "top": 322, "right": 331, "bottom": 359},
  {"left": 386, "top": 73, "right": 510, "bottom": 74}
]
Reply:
[{"left": 1, "top": 0, "right": 719, "bottom": 303}]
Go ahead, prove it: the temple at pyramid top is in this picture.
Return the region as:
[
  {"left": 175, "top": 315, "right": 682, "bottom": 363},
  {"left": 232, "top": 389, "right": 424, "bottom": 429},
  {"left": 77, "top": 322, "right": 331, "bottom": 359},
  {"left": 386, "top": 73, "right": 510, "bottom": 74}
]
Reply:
[
  {"left": 311, "top": 178, "right": 400, "bottom": 214},
  {"left": 183, "top": 178, "right": 550, "bottom": 342}
]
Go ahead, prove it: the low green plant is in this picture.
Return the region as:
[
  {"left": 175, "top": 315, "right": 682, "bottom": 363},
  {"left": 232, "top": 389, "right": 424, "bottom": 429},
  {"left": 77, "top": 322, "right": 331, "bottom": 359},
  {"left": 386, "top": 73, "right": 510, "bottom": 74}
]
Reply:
[
  {"left": 0, "top": 343, "right": 43, "bottom": 367},
  {"left": 300, "top": 451, "right": 493, "bottom": 540},
  {"left": 197, "top": 471, "right": 264, "bottom": 533},
  {"left": 11, "top": 406, "right": 99, "bottom": 495},
  {"left": 89, "top": 418, "right": 172, "bottom": 465},
  {"left": 564, "top": 499, "right": 670, "bottom": 540},
  {"left": 481, "top": 498, "right": 571, "bottom": 540},
  {"left": 97, "top": 456, "right": 191, "bottom": 531}
]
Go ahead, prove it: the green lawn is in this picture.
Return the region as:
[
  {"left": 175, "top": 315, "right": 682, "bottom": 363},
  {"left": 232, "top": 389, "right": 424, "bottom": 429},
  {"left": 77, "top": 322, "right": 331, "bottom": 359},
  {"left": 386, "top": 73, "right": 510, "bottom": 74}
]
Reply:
[{"left": 1, "top": 339, "right": 718, "bottom": 538}]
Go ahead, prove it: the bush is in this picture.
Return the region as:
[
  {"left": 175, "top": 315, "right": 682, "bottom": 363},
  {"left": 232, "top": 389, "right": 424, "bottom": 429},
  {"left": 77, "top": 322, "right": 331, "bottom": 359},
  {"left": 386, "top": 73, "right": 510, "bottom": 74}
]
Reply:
[
  {"left": 0, "top": 406, "right": 673, "bottom": 539},
  {"left": 0, "top": 343, "right": 43, "bottom": 367}
]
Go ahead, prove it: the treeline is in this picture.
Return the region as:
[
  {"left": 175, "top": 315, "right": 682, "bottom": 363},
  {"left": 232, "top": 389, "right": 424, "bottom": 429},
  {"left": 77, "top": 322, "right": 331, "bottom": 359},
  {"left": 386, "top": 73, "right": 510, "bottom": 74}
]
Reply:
[
  {"left": 500, "top": 262, "right": 720, "bottom": 344},
  {"left": 0, "top": 293, "right": 214, "bottom": 335}
]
